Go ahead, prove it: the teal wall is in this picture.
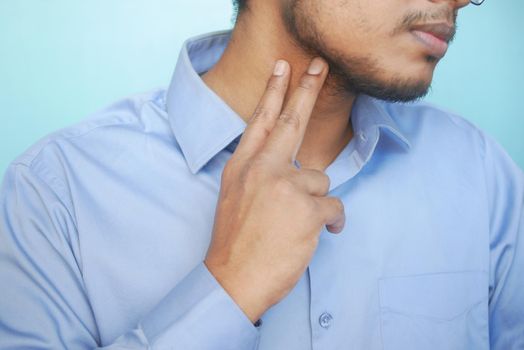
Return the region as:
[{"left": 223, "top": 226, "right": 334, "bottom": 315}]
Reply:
[{"left": 1, "top": 1, "right": 522, "bottom": 174}]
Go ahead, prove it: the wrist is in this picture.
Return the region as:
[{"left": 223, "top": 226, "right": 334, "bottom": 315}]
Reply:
[{"left": 204, "top": 260, "right": 270, "bottom": 323}]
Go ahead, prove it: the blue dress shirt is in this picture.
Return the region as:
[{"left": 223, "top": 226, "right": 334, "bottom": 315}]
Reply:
[{"left": 1, "top": 30, "right": 523, "bottom": 350}]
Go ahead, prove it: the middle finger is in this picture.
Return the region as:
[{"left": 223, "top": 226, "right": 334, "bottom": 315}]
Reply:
[{"left": 262, "top": 57, "right": 329, "bottom": 164}]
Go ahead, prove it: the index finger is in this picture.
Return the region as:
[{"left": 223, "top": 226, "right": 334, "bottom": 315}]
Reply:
[
  {"left": 262, "top": 57, "right": 329, "bottom": 164},
  {"left": 233, "top": 60, "right": 290, "bottom": 160}
]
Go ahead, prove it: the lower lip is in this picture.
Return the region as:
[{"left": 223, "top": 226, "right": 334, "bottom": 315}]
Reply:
[{"left": 410, "top": 30, "right": 448, "bottom": 58}]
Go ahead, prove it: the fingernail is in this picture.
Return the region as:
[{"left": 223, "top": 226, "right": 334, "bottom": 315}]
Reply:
[
  {"left": 307, "top": 57, "right": 325, "bottom": 75},
  {"left": 273, "top": 60, "right": 286, "bottom": 76}
]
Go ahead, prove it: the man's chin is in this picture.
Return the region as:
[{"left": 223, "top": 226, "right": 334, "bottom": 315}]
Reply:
[
  {"left": 367, "top": 83, "right": 431, "bottom": 103},
  {"left": 320, "top": 52, "right": 433, "bottom": 103},
  {"left": 336, "top": 75, "right": 432, "bottom": 103}
]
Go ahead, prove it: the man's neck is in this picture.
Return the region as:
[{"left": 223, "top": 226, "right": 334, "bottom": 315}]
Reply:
[{"left": 201, "top": 6, "right": 355, "bottom": 171}]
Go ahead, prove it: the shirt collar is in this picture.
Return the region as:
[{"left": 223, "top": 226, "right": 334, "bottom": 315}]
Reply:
[
  {"left": 166, "top": 30, "right": 411, "bottom": 174},
  {"left": 351, "top": 94, "right": 412, "bottom": 166},
  {"left": 167, "top": 30, "right": 247, "bottom": 174}
]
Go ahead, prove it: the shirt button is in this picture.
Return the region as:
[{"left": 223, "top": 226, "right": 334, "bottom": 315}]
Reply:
[
  {"left": 319, "top": 312, "right": 333, "bottom": 329},
  {"left": 358, "top": 131, "right": 367, "bottom": 142}
]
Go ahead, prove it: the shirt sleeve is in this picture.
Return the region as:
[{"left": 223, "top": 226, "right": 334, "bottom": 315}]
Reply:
[
  {"left": 0, "top": 162, "right": 261, "bottom": 349},
  {"left": 481, "top": 134, "right": 524, "bottom": 349}
]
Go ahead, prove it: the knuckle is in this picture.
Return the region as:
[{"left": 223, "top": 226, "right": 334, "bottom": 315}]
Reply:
[
  {"left": 265, "top": 80, "right": 281, "bottom": 93},
  {"left": 311, "top": 200, "right": 327, "bottom": 224},
  {"left": 294, "top": 195, "right": 316, "bottom": 216},
  {"left": 244, "top": 155, "right": 279, "bottom": 184},
  {"left": 303, "top": 197, "right": 318, "bottom": 214},
  {"left": 321, "top": 173, "right": 331, "bottom": 191},
  {"left": 278, "top": 109, "right": 301, "bottom": 130},
  {"left": 331, "top": 197, "right": 345, "bottom": 213},
  {"left": 304, "top": 169, "right": 330, "bottom": 194},
  {"left": 311, "top": 169, "right": 329, "bottom": 184},
  {"left": 298, "top": 75, "right": 317, "bottom": 91},
  {"left": 251, "top": 106, "right": 272, "bottom": 123}
]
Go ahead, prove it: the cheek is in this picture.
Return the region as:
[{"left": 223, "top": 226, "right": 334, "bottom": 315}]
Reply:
[
  {"left": 314, "top": 0, "right": 437, "bottom": 81},
  {"left": 315, "top": 1, "right": 401, "bottom": 56},
  {"left": 354, "top": 1, "right": 439, "bottom": 77}
]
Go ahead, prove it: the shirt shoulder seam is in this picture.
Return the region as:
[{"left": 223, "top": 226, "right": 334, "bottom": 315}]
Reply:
[{"left": 11, "top": 90, "right": 166, "bottom": 169}]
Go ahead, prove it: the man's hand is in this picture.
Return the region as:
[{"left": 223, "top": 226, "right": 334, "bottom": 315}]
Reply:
[{"left": 204, "top": 57, "right": 346, "bottom": 323}]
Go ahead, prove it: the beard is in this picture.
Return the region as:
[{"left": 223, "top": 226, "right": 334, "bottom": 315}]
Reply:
[{"left": 280, "top": 1, "right": 451, "bottom": 103}]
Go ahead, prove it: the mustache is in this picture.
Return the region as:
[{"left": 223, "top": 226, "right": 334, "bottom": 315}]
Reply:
[{"left": 392, "top": 8, "right": 458, "bottom": 44}]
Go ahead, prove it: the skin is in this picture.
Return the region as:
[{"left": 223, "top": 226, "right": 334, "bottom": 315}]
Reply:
[{"left": 202, "top": 0, "right": 471, "bottom": 323}]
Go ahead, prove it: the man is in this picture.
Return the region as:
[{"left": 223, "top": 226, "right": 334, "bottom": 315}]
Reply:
[{"left": 0, "top": 0, "right": 522, "bottom": 349}]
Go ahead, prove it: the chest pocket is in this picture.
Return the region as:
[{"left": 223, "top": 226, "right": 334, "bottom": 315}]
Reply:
[{"left": 378, "top": 271, "right": 489, "bottom": 350}]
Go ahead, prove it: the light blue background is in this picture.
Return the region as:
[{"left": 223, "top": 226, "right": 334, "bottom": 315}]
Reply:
[{"left": 1, "top": 0, "right": 522, "bottom": 174}]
